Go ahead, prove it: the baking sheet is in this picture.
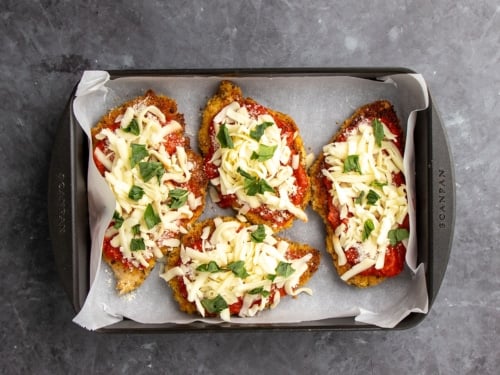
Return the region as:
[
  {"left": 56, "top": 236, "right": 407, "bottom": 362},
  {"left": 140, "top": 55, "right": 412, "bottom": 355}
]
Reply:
[{"left": 72, "top": 71, "right": 429, "bottom": 330}]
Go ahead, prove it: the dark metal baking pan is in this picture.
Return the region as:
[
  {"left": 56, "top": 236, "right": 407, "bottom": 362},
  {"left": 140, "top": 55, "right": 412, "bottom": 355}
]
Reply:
[{"left": 47, "top": 68, "right": 455, "bottom": 331}]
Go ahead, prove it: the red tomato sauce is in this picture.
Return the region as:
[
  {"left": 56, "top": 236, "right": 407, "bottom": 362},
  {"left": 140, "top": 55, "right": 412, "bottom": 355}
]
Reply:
[
  {"left": 93, "top": 119, "right": 186, "bottom": 175},
  {"left": 163, "top": 132, "right": 187, "bottom": 155},
  {"left": 344, "top": 242, "right": 406, "bottom": 277},
  {"left": 93, "top": 122, "right": 121, "bottom": 175},
  {"left": 102, "top": 232, "right": 141, "bottom": 270},
  {"left": 380, "top": 113, "right": 405, "bottom": 153}
]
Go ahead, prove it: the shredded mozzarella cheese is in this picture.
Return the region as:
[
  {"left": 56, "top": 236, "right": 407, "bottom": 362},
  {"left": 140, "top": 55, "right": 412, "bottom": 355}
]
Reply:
[
  {"left": 210, "top": 101, "right": 307, "bottom": 223},
  {"left": 94, "top": 102, "right": 201, "bottom": 269},
  {"left": 160, "top": 220, "right": 314, "bottom": 321},
  {"left": 322, "top": 119, "right": 408, "bottom": 280}
]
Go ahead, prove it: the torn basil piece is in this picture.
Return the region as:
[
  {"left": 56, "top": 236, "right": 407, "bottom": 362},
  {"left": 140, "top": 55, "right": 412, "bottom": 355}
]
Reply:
[
  {"left": 362, "top": 219, "right": 375, "bottom": 241},
  {"left": 388, "top": 228, "right": 409, "bottom": 245},
  {"left": 144, "top": 203, "right": 161, "bottom": 229},
  {"left": 168, "top": 188, "right": 189, "bottom": 209},
  {"left": 250, "top": 144, "right": 277, "bottom": 162},
  {"left": 366, "top": 189, "right": 380, "bottom": 205},
  {"left": 196, "top": 261, "right": 221, "bottom": 273},
  {"left": 201, "top": 294, "right": 228, "bottom": 314},
  {"left": 275, "top": 261, "right": 295, "bottom": 278},
  {"left": 248, "top": 287, "right": 270, "bottom": 297},
  {"left": 237, "top": 167, "right": 275, "bottom": 196},
  {"left": 112, "top": 211, "right": 124, "bottom": 229},
  {"left": 123, "top": 118, "right": 140, "bottom": 136},
  {"left": 249, "top": 121, "right": 273, "bottom": 141},
  {"left": 343, "top": 154, "right": 361, "bottom": 174},
  {"left": 216, "top": 123, "right": 234, "bottom": 148},
  {"left": 130, "top": 143, "right": 148, "bottom": 168},
  {"left": 139, "top": 161, "right": 165, "bottom": 183},
  {"left": 227, "top": 260, "right": 249, "bottom": 279},
  {"left": 128, "top": 185, "right": 145, "bottom": 201},
  {"left": 130, "top": 238, "right": 145, "bottom": 251},
  {"left": 372, "top": 118, "right": 385, "bottom": 147},
  {"left": 131, "top": 224, "right": 141, "bottom": 236},
  {"left": 250, "top": 224, "right": 266, "bottom": 243}
]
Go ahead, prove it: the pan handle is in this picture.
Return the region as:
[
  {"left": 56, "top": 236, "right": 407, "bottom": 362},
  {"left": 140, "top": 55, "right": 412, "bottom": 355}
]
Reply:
[
  {"left": 428, "top": 97, "right": 455, "bottom": 306},
  {"left": 48, "top": 99, "right": 76, "bottom": 307},
  {"left": 48, "top": 92, "right": 90, "bottom": 312}
]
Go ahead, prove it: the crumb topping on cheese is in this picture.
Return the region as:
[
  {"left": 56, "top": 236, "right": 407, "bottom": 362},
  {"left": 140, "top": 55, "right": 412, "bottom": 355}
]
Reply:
[
  {"left": 321, "top": 118, "right": 408, "bottom": 280},
  {"left": 160, "top": 218, "right": 313, "bottom": 321},
  {"left": 210, "top": 101, "right": 307, "bottom": 223},
  {"left": 94, "top": 101, "right": 202, "bottom": 269}
]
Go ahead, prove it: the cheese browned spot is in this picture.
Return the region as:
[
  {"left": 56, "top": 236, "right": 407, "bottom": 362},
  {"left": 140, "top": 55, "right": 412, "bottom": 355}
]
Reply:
[
  {"left": 161, "top": 217, "right": 320, "bottom": 321},
  {"left": 92, "top": 91, "right": 207, "bottom": 294}
]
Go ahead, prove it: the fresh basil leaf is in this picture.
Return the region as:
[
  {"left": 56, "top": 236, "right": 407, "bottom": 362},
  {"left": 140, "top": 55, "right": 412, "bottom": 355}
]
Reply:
[
  {"left": 168, "top": 188, "right": 189, "bottom": 209},
  {"left": 388, "top": 228, "right": 409, "bottom": 245},
  {"left": 238, "top": 167, "right": 275, "bottom": 196},
  {"left": 130, "top": 238, "right": 145, "bottom": 251},
  {"left": 128, "top": 185, "right": 145, "bottom": 201},
  {"left": 250, "top": 224, "right": 266, "bottom": 243},
  {"left": 245, "top": 178, "right": 275, "bottom": 196},
  {"left": 257, "top": 179, "right": 274, "bottom": 195},
  {"left": 237, "top": 167, "right": 254, "bottom": 180},
  {"left": 112, "top": 211, "right": 124, "bottom": 229},
  {"left": 216, "top": 123, "right": 234, "bottom": 148},
  {"left": 266, "top": 274, "right": 276, "bottom": 281},
  {"left": 130, "top": 143, "right": 149, "bottom": 168},
  {"left": 123, "top": 118, "right": 140, "bottom": 136},
  {"left": 355, "top": 191, "right": 365, "bottom": 205},
  {"left": 362, "top": 219, "right": 375, "bottom": 241},
  {"left": 131, "top": 224, "right": 141, "bottom": 236},
  {"left": 373, "top": 118, "right": 385, "bottom": 147},
  {"left": 139, "top": 161, "right": 165, "bottom": 182},
  {"left": 201, "top": 294, "right": 228, "bottom": 314},
  {"left": 251, "top": 144, "right": 277, "bottom": 162},
  {"left": 276, "top": 261, "right": 295, "bottom": 278},
  {"left": 250, "top": 121, "right": 274, "bottom": 141},
  {"left": 144, "top": 203, "right": 161, "bottom": 229},
  {"left": 366, "top": 189, "right": 380, "bottom": 205},
  {"left": 244, "top": 179, "right": 260, "bottom": 196},
  {"left": 370, "top": 181, "right": 387, "bottom": 189},
  {"left": 344, "top": 155, "right": 361, "bottom": 173},
  {"left": 248, "top": 287, "right": 270, "bottom": 297},
  {"left": 227, "top": 260, "right": 249, "bottom": 279},
  {"left": 196, "top": 261, "right": 221, "bottom": 273}
]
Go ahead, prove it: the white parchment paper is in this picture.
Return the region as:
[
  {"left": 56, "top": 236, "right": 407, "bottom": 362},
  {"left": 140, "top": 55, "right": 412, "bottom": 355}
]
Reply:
[{"left": 72, "top": 71, "right": 429, "bottom": 330}]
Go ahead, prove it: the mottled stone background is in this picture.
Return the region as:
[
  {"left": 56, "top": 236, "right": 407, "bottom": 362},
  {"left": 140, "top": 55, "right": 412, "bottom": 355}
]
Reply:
[{"left": 1, "top": 0, "right": 498, "bottom": 374}]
